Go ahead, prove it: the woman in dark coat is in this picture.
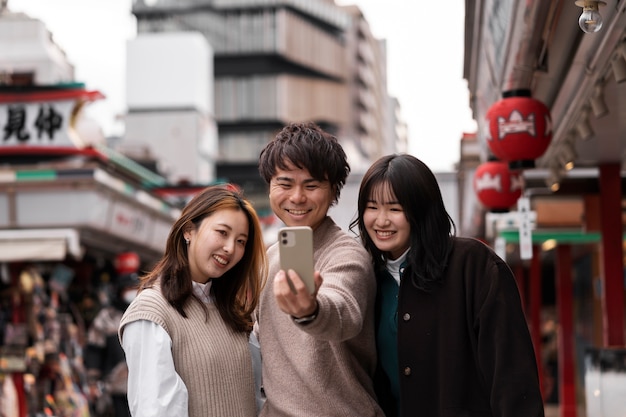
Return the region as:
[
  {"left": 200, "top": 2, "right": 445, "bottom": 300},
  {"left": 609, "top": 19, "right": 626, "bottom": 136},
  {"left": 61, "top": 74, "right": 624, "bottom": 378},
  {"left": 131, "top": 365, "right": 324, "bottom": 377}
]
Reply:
[{"left": 351, "top": 154, "right": 545, "bottom": 417}]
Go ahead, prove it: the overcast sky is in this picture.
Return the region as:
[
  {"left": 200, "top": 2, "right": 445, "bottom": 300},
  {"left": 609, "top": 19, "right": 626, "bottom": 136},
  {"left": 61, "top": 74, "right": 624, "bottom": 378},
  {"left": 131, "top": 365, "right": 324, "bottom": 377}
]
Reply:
[{"left": 9, "top": 0, "right": 477, "bottom": 172}]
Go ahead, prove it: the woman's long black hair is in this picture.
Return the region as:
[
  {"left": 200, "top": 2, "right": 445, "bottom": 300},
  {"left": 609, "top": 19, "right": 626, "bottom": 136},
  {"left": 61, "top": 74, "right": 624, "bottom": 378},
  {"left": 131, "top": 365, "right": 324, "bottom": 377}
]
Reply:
[{"left": 350, "top": 154, "right": 455, "bottom": 291}]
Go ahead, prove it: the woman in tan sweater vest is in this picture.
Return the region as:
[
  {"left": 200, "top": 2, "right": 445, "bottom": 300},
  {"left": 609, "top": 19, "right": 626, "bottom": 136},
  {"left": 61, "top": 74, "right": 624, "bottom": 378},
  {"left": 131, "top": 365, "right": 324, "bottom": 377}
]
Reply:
[{"left": 119, "top": 185, "right": 267, "bottom": 417}]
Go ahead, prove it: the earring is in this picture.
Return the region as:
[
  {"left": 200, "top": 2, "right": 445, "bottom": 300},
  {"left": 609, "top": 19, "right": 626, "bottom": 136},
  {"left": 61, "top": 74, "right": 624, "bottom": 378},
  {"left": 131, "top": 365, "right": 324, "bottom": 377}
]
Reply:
[{"left": 185, "top": 238, "right": 190, "bottom": 245}]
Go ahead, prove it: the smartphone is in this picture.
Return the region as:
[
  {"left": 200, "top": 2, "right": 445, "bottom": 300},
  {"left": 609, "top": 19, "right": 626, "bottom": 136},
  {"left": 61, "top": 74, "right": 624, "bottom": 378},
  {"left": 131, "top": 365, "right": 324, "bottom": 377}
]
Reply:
[{"left": 278, "top": 226, "right": 315, "bottom": 294}]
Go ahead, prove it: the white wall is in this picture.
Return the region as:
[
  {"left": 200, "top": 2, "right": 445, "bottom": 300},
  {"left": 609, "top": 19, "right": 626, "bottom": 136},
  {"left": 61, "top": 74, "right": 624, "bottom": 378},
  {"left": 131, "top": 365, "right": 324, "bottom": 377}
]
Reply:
[
  {"left": 124, "top": 31, "right": 217, "bottom": 184},
  {"left": 126, "top": 32, "right": 212, "bottom": 114}
]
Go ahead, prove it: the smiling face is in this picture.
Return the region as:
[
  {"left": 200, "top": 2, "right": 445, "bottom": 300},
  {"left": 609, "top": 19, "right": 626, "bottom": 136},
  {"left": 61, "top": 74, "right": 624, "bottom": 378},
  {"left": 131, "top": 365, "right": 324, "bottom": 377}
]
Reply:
[
  {"left": 184, "top": 208, "right": 249, "bottom": 283},
  {"left": 269, "top": 160, "right": 334, "bottom": 230},
  {"left": 363, "top": 182, "right": 411, "bottom": 260}
]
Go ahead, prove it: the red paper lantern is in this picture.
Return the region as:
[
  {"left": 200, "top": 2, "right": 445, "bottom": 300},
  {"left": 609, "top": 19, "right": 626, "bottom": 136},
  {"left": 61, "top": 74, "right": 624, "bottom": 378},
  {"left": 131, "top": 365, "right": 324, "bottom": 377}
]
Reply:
[
  {"left": 114, "top": 251, "right": 140, "bottom": 275},
  {"left": 485, "top": 92, "right": 552, "bottom": 169},
  {"left": 473, "top": 161, "right": 523, "bottom": 211}
]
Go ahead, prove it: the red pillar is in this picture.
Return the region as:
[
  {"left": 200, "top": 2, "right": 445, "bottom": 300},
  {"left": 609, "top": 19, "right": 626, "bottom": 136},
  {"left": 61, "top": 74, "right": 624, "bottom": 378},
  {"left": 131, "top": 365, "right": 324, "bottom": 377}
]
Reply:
[
  {"left": 530, "top": 245, "right": 543, "bottom": 396},
  {"left": 598, "top": 163, "right": 625, "bottom": 346},
  {"left": 556, "top": 245, "right": 576, "bottom": 417}
]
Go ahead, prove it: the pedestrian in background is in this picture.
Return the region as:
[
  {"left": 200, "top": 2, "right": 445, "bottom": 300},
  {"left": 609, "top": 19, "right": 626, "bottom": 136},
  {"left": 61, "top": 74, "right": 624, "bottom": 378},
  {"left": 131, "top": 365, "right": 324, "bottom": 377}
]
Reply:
[
  {"left": 254, "top": 121, "right": 384, "bottom": 417},
  {"left": 351, "top": 153, "right": 544, "bottom": 417},
  {"left": 118, "top": 185, "right": 267, "bottom": 417},
  {"left": 85, "top": 270, "right": 139, "bottom": 417}
]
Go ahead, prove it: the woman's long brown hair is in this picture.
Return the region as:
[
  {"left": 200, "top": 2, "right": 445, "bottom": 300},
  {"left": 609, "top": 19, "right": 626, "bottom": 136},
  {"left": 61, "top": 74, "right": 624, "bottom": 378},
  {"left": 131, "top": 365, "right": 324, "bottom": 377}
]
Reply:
[{"left": 140, "top": 185, "right": 268, "bottom": 333}]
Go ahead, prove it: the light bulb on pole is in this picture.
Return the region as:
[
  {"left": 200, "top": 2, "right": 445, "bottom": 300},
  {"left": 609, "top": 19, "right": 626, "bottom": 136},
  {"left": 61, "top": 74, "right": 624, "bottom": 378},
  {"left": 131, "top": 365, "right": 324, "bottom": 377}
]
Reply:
[{"left": 575, "top": 0, "right": 606, "bottom": 33}]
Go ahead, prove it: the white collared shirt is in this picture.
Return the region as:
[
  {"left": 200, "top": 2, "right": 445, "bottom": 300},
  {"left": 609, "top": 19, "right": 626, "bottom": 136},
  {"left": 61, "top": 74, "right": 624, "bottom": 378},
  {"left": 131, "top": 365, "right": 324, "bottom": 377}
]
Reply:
[{"left": 386, "top": 248, "right": 410, "bottom": 286}]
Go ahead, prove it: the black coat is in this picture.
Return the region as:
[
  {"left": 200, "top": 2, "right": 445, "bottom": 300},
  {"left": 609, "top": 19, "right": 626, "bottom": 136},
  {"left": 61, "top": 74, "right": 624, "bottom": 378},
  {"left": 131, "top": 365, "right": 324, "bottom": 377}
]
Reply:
[{"left": 375, "top": 237, "right": 545, "bottom": 417}]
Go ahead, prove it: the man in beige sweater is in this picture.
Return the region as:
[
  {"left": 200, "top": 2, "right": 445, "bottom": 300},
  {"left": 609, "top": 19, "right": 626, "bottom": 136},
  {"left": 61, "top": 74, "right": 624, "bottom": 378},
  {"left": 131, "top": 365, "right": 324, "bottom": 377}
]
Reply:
[{"left": 255, "top": 122, "right": 384, "bottom": 416}]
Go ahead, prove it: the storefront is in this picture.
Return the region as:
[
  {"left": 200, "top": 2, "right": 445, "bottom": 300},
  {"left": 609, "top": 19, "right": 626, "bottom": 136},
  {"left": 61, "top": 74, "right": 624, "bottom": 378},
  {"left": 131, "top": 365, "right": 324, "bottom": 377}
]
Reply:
[
  {"left": 463, "top": 1, "right": 626, "bottom": 416},
  {"left": 0, "top": 84, "right": 179, "bottom": 416}
]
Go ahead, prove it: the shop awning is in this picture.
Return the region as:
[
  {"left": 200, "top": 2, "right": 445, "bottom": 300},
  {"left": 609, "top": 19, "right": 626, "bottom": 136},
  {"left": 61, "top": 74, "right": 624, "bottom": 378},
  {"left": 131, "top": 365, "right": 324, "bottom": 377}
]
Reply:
[
  {"left": 0, "top": 229, "right": 82, "bottom": 262},
  {"left": 498, "top": 229, "right": 626, "bottom": 244}
]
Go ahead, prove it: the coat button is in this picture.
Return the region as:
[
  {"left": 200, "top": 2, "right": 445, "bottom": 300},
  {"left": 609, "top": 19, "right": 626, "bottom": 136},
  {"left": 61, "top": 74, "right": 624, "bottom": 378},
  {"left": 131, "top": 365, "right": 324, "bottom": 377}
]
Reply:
[
  {"left": 402, "top": 313, "right": 411, "bottom": 321},
  {"left": 404, "top": 367, "right": 411, "bottom": 376}
]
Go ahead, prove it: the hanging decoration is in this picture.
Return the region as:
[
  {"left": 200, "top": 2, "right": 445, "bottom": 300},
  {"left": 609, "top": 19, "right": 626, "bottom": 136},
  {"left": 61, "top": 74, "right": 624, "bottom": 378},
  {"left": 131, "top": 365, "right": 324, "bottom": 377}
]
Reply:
[
  {"left": 473, "top": 160, "right": 523, "bottom": 212},
  {"left": 114, "top": 251, "right": 141, "bottom": 275},
  {"left": 485, "top": 90, "right": 552, "bottom": 169}
]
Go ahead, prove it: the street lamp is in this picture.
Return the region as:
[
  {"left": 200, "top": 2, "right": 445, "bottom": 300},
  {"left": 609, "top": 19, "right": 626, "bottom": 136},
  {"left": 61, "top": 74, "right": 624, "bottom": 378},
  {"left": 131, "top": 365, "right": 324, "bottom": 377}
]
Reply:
[
  {"left": 576, "top": 108, "right": 594, "bottom": 140},
  {"left": 611, "top": 43, "right": 626, "bottom": 83},
  {"left": 589, "top": 83, "right": 608, "bottom": 118},
  {"left": 575, "top": 0, "right": 606, "bottom": 33}
]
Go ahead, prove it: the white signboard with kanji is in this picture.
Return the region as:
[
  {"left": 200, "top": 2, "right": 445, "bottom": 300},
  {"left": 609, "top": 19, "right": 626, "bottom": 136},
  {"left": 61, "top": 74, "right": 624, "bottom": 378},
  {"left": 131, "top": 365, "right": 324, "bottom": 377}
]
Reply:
[{"left": 0, "top": 100, "right": 75, "bottom": 147}]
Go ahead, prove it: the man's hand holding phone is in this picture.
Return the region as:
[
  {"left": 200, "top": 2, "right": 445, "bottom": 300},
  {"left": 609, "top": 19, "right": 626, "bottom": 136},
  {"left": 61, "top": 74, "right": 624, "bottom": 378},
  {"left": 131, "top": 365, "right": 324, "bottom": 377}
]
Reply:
[
  {"left": 273, "top": 269, "right": 323, "bottom": 321},
  {"left": 275, "top": 226, "right": 323, "bottom": 322}
]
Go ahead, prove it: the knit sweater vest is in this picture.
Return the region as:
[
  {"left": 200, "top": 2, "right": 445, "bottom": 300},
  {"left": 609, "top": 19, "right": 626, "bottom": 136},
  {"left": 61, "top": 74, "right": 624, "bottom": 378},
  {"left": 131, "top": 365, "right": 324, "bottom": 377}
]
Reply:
[{"left": 119, "top": 287, "right": 256, "bottom": 417}]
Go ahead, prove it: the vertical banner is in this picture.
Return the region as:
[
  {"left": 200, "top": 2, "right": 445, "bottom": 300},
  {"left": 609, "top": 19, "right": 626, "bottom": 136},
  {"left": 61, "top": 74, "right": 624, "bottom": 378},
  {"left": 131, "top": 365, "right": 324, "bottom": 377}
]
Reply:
[
  {"left": 494, "top": 236, "right": 506, "bottom": 261},
  {"left": 518, "top": 196, "right": 532, "bottom": 259}
]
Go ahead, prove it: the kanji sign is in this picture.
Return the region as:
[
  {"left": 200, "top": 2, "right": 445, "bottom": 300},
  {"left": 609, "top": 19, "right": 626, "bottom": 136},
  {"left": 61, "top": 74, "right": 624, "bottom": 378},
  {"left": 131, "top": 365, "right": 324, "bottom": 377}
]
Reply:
[
  {"left": 0, "top": 87, "right": 104, "bottom": 152},
  {"left": 1, "top": 101, "right": 74, "bottom": 147}
]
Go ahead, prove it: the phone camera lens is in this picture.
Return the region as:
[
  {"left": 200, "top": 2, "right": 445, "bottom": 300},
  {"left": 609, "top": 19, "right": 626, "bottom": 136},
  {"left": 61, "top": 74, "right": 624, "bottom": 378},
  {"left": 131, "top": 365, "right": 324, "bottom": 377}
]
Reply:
[{"left": 281, "top": 239, "right": 287, "bottom": 244}]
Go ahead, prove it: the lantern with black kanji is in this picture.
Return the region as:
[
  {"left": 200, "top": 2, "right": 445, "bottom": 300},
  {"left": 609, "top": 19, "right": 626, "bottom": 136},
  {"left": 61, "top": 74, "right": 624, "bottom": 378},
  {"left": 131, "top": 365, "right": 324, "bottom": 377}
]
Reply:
[
  {"left": 485, "top": 90, "right": 552, "bottom": 169},
  {"left": 473, "top": 161, "right": 523, "bottom": 212}
]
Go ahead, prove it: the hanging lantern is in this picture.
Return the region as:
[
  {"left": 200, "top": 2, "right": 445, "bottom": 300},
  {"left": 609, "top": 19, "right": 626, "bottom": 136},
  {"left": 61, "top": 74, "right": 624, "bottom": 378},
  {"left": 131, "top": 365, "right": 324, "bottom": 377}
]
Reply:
[
  {"left": 114, "top": 251, "right": 140, "bottom": 275},
  {"left": 473, "top": 161, "right": 523, "bottom": 212},
  {"left": 485, "top": 90, "right": 552, "bottom": 169}
]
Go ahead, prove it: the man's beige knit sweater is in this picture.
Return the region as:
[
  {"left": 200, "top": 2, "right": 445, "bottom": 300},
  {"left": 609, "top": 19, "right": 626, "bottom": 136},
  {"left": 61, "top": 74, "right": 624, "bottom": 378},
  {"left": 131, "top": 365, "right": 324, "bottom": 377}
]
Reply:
[
  {"left": 257, "top": 217, "right": 384, "bottom": 417},
  {"left": 119, "top": 287, "right": 256, "bottom": 417}
]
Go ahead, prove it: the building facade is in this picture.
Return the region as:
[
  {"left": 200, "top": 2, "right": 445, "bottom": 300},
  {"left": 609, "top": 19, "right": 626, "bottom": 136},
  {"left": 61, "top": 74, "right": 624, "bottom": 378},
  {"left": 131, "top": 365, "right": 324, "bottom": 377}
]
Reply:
[
  {"left": 463, "top": 1, "right": 626, "bottom": 415},
  {"left": 129, "top": 0, "right": 400, "bottom": 214}
]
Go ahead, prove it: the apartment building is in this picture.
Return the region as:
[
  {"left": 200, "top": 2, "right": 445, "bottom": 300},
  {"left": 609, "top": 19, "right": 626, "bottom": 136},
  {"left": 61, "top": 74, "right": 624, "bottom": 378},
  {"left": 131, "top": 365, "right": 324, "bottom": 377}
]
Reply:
[{"left": 127, "top": 0, "right": 399, "bottom": 215}]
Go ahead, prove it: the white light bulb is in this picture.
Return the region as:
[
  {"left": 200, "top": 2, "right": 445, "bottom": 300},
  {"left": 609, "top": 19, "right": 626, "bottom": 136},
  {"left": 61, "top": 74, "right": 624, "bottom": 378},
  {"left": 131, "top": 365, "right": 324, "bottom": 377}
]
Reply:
[{"left": 579, "top": 4, "right": 603, "bottom": 33}]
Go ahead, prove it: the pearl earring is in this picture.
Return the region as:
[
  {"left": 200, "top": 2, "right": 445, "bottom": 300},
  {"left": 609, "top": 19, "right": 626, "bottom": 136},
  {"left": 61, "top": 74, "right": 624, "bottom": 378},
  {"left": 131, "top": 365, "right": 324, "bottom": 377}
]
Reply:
[{"left": 185, "top": 238, "right": 190, "bottom": 245}]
